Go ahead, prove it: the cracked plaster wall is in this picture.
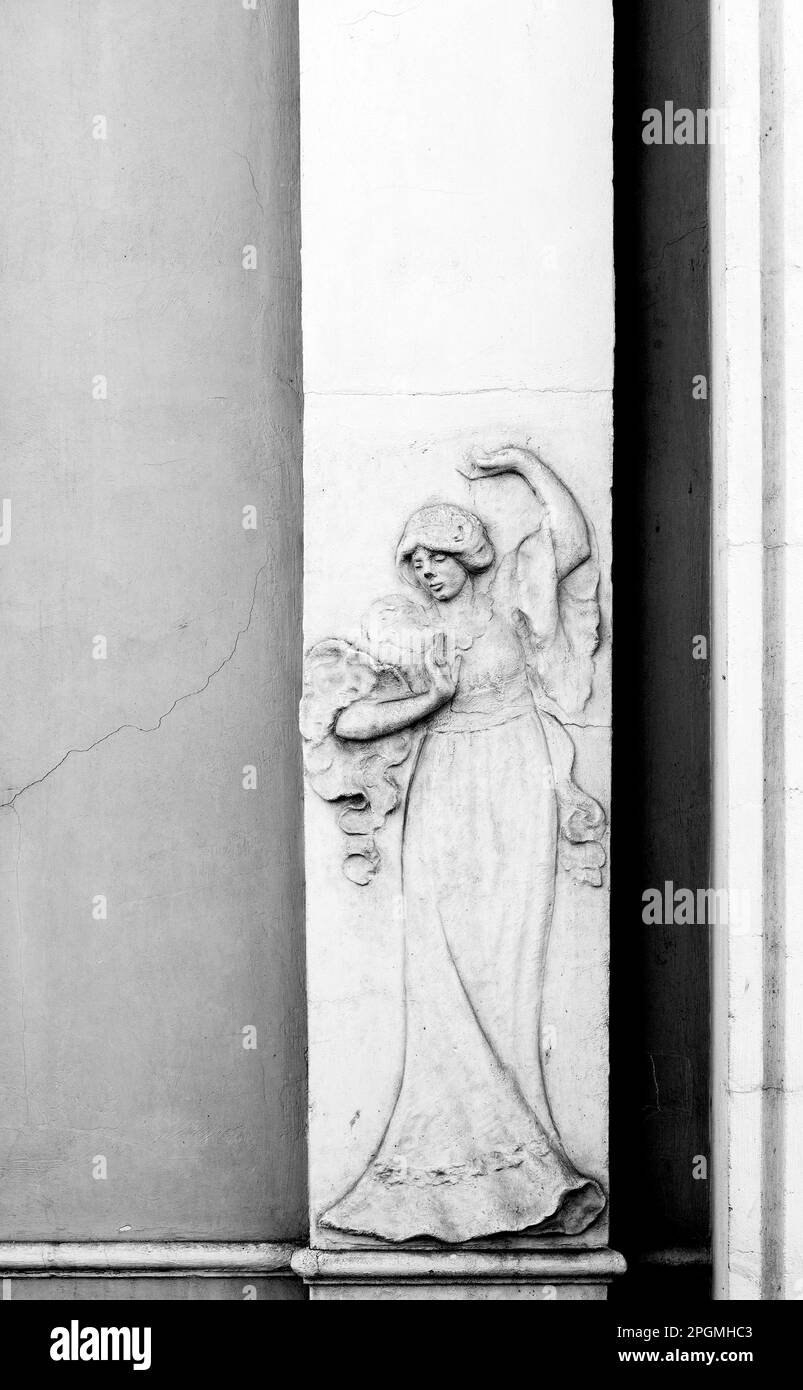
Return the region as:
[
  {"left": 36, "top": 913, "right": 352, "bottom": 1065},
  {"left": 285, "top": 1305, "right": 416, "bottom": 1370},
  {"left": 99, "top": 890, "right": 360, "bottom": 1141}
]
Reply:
[{"left": 0, "top": 1, "right": 306, "bottom": 1240}]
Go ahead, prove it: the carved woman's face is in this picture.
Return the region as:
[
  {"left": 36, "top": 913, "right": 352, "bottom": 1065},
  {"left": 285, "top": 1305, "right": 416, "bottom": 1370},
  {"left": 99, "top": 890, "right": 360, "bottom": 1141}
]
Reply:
[{"left": 410, "top": 547, "right": 468, "bottom": 602}]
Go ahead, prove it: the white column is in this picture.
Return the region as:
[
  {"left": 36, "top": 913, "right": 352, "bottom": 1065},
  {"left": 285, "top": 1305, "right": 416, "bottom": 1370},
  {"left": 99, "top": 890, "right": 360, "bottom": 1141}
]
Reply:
[
  {"left": 296, "top": 0, "right": 620, "bottom": 1299},
  {"left": 711, "top": 0, "right": 803, "bottom": 1301}
]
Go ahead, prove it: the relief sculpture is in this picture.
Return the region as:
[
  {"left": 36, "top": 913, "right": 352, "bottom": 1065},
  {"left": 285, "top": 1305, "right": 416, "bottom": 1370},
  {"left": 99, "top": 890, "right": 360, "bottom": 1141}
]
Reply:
[{"left": 300, "top": 445, "right": 608, "bottom": 1242}]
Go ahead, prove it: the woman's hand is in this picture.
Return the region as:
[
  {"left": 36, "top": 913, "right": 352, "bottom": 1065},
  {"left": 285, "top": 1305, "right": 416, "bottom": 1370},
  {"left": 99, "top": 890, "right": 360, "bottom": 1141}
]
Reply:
[
  {"left": 423, "top": 639, "right": 461, "bottom": 706},
  {"left": 458, "top": 444, "right": 542, "bottom": 481},
  {"left": 459, "top": 444, "right": 589, "bottom": 581},
  {"left": 335, "top": 641, "right": 459, "bottom": 739}
]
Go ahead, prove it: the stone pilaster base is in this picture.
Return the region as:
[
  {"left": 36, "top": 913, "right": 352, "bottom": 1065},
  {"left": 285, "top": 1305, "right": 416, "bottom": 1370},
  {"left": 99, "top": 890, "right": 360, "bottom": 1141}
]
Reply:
[{"left": 292, "top": 1249, "right": 626, "bottom": 1301}]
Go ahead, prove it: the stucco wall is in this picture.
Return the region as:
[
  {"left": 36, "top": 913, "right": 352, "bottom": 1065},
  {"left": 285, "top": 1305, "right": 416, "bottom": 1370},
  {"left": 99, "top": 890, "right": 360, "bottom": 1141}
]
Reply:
[{"left": 0, "top": 0, "right": 306, "bottom": 1242}]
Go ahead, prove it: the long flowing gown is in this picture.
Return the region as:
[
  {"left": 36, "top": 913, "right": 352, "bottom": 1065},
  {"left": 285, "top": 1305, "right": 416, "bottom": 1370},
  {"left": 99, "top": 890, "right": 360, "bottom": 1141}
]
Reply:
[{"left": 319, "top": 570, "right": 606, "bottom": 1243}]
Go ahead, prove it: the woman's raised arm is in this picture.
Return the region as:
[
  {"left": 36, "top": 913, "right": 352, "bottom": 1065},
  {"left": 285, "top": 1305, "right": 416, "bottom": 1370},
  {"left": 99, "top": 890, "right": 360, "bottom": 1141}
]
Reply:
[{"left": 462, "top": 445, "right": 590, "bottom": 582}]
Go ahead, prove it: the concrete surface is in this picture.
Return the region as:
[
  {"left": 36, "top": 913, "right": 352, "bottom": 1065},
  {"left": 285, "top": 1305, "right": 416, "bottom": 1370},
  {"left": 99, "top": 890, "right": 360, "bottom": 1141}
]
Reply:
[{"left": 0, "top": 0, "right": 306, "bottom": 1241}]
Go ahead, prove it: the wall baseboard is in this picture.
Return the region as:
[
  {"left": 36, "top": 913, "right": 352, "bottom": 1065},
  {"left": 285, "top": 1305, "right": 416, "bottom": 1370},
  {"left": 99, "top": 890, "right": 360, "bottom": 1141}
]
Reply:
[
  {"left": 0, "top": 1242, "right": 298, "bottom": 1277},
  {"left": 292, "top": 1248, "right": 626, "bottom": 1301}
]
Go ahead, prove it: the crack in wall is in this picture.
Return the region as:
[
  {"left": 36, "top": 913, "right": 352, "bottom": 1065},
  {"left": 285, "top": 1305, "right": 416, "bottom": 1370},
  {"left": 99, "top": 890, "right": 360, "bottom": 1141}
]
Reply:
[
  {"left": 345, "top": 5, "right": 422, "bottom": 26},
  {"left": 234, "top": 150, "right": 265, "bottom": 215},
  {"left": 647, "top": 221, "right": 709, "bottom": 272},
  {"left": 2, "top": 558, "right": 269, "bottom": 812}
]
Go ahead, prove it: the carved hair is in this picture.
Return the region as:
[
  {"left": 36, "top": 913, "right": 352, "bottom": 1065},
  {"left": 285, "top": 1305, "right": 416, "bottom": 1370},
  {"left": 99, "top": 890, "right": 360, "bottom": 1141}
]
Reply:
[
  {"left": 395, "top": 503, "right": 494, "bottom": 585},
  {"left": 300, "top": 638, "right": 414, "bottom": 885}
]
